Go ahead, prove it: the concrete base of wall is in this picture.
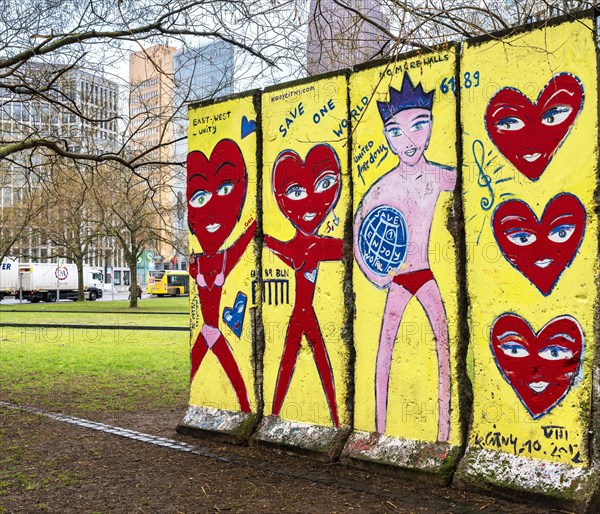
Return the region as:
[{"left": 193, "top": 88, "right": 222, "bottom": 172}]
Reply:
[
  {"left": 250, "top": 415, "right": 350, "bottom": 461},
  {"left": 454, "top": 447, "right": 600, "bottom": 513},
  {"left": 176, "top": 405, "right": 260, "bottom": 445},
  {"left": 340, "top": 431, "right": 462, "bottom": 485}
]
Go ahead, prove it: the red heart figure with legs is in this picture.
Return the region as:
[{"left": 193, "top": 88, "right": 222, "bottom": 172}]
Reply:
[
  {"left": 266, "top": 144, "right": 343, "bottom": 427},
  {"left": 187, "top": 139, "right": 257, "bottom": 412}
]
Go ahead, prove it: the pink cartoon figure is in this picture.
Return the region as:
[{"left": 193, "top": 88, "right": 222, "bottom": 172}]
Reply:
[
  {"left": 265, "top": 144, "right": 343, "bottom": 427},
  {"left": 354, "top": 74, "right": 456, "bottom": 441},
  {"left": 187, "top": 139, "right": 257, "bottom": 413}
]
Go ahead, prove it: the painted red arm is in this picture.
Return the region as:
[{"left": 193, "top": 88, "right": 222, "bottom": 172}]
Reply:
[
  {"left": 225, "top": 220, "right": 257, "bottom": 276},
  {"left": 264, "top": 234, "right": 294, "bottom": 268},
  {"left": 316, "top": 236, "right": 343, "bottom": 262}
]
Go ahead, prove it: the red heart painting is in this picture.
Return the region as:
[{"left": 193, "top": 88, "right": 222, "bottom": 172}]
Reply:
[
  {"left": 272, "top": 144, "right": 341, "bottom": 235},
  {"left": 486, "top": 74, "right": 584, "bottom": 181},
  {"left": 491, "top": 313, "right": 584, "bottom": 419},
  {"left": 492, "top": 193, "right": 585, "bottom": 296},
  {"left": 187, "top": 139, "right": 248, "bottom": 255}
]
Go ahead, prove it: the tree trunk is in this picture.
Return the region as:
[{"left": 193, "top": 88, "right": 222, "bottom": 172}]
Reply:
[
  {"left": 76, "top": 255, "right": 85, "bottom": 302},
  {"left": 128, "top": 258, "right": 138, "bottom": 308}
]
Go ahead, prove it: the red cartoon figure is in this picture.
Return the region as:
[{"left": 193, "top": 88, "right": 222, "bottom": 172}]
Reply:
[
  {"left": 490, "top": 313, "right": 584, "bottom": 418},
  {"left": 187, "top": 139, "right": 257, "bottom": 413},
  {"left": 265, "top": 144, "right": 343, "bottom": 427}
]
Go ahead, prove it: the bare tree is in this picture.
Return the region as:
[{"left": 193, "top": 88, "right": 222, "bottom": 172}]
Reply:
[
  {"left": 93, "top": 160, "right": 172, "bottom": 308},
  {"left": 36, "top": 158, "right": 105, "bottom": 301},
  {"left": 0, "top": 0, "right": 307, "bottom": 159}
]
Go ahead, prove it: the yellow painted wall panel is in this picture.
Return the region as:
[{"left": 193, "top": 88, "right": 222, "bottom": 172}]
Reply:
[
  {"left": 462, "top": 19, "right": 597, "bottom": 467},
  {"left": 261, "top": 75, "right": 350, "bottom": 428},
  {"left": 350, "top": 48, "right": 461, "bottom": 445},
  {"left": 187, "top": 94, "right": 259, "bottom": 414}
]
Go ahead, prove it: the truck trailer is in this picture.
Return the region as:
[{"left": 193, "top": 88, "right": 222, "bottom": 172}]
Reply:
[
  {"left": 0, "top": 259, "right": 18, "bottom": 301},
  {"left": 14, "top": 263, "right": 104, "bottom": 302}
]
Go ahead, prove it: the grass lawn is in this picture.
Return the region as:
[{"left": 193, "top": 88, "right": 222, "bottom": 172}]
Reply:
[
  {"left": 0, "top": 296, "right": 189, "bottom": 327},
  {"left": 0, "top": 299, "right": 190, "bottom": 414},
  {"left": 0, "top": 295, "right": 189, "bottom": 313}
]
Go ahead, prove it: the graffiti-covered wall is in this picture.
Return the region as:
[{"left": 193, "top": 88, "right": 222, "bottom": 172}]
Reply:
[
  {"left": 178, "top": 92, "right": 261, "bottom": 442},
  {"left": 342, "top": 47, "right": 463, "bottom": 479},
  {"left": 455, "top": 17, "right": 599, "bottom": 506},
  {"left": 180, "top": 13, "right": 600, "bottom": 512},
  {"left": 252, "top": 74, "right": 352, "bottom": 456}
]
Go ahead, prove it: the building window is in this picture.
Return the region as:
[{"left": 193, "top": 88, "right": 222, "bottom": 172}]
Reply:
[
  {"left": 114, "top": 270, "right": 121, "bottom": 285},
  {"left": 123, "top": 270, "right": 131, "bottom": 286}
]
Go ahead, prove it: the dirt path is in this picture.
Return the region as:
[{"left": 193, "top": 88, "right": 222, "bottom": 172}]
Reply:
[{"left": 0, "top": 405, "right": 567, "bottom": 514}]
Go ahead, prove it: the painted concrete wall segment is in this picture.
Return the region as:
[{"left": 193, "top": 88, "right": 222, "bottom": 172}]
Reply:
[
  {"left": 251, "top": 73, "right": 352, "bottom": 457},
  {"left": 455, "top": 15, "right": 600, "bottom": 510},
  {"left": 341, "top": 46, "right": 463, "bottom": 482},
  {"left": 178, "top": 92, "right": 261, "bottom": 442}
]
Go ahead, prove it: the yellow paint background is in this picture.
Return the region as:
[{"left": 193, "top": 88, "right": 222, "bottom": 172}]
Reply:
[
  {"left": 262, "top": 75, "right": 350, "bottom": 427},
  {"left": 187, "top": 94, "right": 259, "bottom": 412},
  {"left": 462, "top": 19, "right": 597, "bottom": 466},
  {"left": 351, "top": 49, "right": 461, "bottom": 444}
]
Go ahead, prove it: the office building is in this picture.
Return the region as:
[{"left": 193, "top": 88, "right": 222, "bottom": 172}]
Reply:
[
  {"left": 0, "top": 63, "right": 129, "bottom": 287},
  {"left": 128, "top": 44, "right": 178, "bottom": 280},
  {"left": 307, "top": 0, "right": 389, "bottom": 75}
]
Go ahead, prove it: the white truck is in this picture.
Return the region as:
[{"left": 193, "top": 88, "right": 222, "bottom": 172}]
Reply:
[
  {"left": 14, "top": 262, "right": 104, "bottom": 302},
  {"left": 0, "top": 259, "right": 19, "bottom": 301}
]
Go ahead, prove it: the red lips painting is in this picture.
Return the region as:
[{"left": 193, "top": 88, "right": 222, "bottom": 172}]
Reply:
[
  {"left": 490, "top": 313, "right": 584, "bottom": 419},
  {"left": 492, "top": 193, "right": 586, "bottom": 296},
  {"left": 485, "top": 73, "right": 584, "bottom": 181}
]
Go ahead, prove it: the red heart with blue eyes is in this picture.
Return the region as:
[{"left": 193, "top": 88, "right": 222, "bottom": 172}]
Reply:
[
  {"left": 485, "top": 74, "right": 583, "bottom": 181},
  {"left": 187, "top": 139, "right": 248, "bottom": 255},
  {"left": 491, "top": 313, "right": 584, "bottom": 419},
  {"left": 492, "top": 193, "right": 585, "bottom": 295},
  {"left": 272, "top": 144, "right": 341, "bottom": 235}
]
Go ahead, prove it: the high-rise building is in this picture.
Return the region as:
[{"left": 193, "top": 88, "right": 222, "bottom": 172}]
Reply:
[
  {"left": 128, "top": 44, "right": 178, "bottom": 279},
  {"left": 0, "top": 63, "right": 129, "bottom": 286},
  {"left": 129, "top": 45, "right": 177, "bottom": 154},
  {"left": 307, "top": 0, "right": 389, "bottom": 75}
]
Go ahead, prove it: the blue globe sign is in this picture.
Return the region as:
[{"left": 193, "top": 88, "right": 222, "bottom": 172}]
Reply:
[{"left": 358, "top": 205, "right": 408, "bottom": 277}]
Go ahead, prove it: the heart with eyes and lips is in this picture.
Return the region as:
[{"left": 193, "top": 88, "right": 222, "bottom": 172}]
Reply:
[
  {"left": 492, "top": 193, "right": 585, "bottom": 296},
  {"left": 490, "top": 313, "right": 584, "bottom": 419},
  {"left": 187, "top": 139, "right": 248, "bottom": 255},
  {"left": 485, "top": 73, "right": 584, "bottom": 181},
  {"left": 272, "top": 144, "right": 341, "bottom": 235}
]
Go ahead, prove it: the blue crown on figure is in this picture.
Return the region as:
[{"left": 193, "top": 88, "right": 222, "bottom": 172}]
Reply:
[{"left": 377, "top": 73, "right": 434, "bottom": 122}]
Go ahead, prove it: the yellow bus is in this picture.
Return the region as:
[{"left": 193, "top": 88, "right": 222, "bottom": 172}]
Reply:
[{"left": 146, "top": 270, "right": 190, "bottom": 296}]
